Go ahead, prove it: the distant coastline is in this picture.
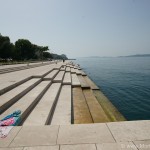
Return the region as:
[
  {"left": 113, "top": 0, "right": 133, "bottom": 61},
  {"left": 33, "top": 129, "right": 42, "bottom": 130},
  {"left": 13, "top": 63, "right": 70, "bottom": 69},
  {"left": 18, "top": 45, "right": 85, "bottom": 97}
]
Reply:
[
  {"left": 119, "top": 54, "right": 150, "bottom": 57},
  {"left": 77, "top": 54, "right": 150, "bottom": 59}
]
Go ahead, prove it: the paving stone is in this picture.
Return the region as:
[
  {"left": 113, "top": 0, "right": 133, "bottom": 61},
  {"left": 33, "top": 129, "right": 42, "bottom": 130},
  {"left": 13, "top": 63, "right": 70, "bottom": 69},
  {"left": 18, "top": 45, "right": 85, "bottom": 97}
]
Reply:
[
  {"left": 0, "top": 64, "right": 26, "bottom": 70},
  {"left": 10, "top": 126, "right": 59, "bottom": 147},
  {"left": 0, "top": 127, "right": 21, "bottom": 148},
  {"left": 23, "top": 145, "right": 59, "bottom": 150},
  {"left": 71, "top": 74, "right": 81, "bottom": 87},
  {"left": 133, "top": 140, "right": 150, "bottom": 150},
  {"left": 60, "top": 144, "right": 96, "bottom": 150},
  {"left": 83, "top": 89, "right": 110, "bottom": 123},
  {"left": 51, "top": 85, "right": 71, "bottom": 125},
  {"left": 107, "top": 120, "right": 150, "bottom": 142},
  {"left": 0, "top": 148, "right": 23, "bottom": 150},
  {"left": 73, "top": 87, "right": 93, "bottom": 124},
  {"left": 63, "top": 72, "right": 71, "bottom": 85},
  {"left": 57, "top": 124, "right": 115, "bottom": 144},
  {"left": 53, "top": 71, "right": 65, "bottom": 82},
  {"left": 96, "top": 142, "right": 138, "bottom": 150},
  {"left": 23, "top": 83, "right": 61, "bottom": 126},
  {"left": 44, "top": 70, "right": 59, "bottom": 80},
  {"left": 84, "top": 76, "right": 99, "bottom": 90}
]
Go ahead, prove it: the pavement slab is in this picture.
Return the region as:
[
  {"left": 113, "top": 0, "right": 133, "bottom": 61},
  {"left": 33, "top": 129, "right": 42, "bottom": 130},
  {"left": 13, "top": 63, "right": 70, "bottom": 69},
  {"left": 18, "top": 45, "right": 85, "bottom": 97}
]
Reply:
[
  {"left": 57, "top": 123, "right": 115, "bottom": 144},
  {"left": 96, "top": 142, "right": 138, "bottom": 150},
  {"left": 10, "top": 126, "right": 59, "bottom": 147},
  {"left": 23, "top": 145, "right": 59, "bottom": 150},
  {"left": 133, "top": 140, "right": 150, "bottom": 150},
  {"left": 107, "top": 120, "right": 150, "bottom": 142},
  {"left": 0, "top": 148, "right": 23, "bottom": 150},
  {"left": 60, "top": 144, "right": 96, "bottom": 150},
  {"left": 0, "top": 127, "right": 21, "bottom": 148}
]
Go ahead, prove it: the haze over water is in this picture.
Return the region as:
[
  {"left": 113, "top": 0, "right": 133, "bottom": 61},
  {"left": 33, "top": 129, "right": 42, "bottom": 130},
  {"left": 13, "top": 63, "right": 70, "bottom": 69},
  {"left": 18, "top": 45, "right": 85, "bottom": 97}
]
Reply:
[{"left": 75, "top": 57, "right": 150, "bottom": 120}]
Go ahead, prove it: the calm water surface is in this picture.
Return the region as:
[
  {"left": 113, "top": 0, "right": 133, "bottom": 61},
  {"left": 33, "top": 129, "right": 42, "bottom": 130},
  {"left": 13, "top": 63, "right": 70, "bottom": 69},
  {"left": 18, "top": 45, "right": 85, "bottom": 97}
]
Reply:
[{"left": 74, "top": 57, "right": 150, "bottom": 120}]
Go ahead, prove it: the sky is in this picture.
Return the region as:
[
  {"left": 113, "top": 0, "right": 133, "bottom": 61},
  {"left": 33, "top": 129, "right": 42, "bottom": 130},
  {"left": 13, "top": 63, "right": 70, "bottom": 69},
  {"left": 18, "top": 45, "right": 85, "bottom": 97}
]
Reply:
[{"left": 0, "top": 0, "right": 150, "bottom": 58}]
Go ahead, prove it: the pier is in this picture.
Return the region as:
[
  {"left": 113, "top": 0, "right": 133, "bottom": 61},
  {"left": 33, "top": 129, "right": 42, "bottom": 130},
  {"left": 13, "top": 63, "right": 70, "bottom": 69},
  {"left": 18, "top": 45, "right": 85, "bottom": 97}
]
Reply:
[{"left": 0, "top": 61, "right": 149, "bottom": 149}]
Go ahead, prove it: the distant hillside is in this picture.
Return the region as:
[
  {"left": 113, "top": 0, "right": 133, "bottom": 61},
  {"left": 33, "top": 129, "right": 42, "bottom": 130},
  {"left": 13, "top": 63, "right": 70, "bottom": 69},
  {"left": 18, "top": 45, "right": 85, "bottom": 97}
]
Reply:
[
  {"left": 120, "top": 54, "right": 150, "bottom": 57},
  {"left": 51, "top": 53, "right": 68, "bottom": 60}
]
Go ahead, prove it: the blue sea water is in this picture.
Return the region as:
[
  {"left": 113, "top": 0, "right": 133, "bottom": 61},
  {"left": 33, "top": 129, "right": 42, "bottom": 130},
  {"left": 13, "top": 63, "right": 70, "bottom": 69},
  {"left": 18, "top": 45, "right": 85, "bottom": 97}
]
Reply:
[{"left": 74, "top": 57, "right": 150, "bottom": 120}]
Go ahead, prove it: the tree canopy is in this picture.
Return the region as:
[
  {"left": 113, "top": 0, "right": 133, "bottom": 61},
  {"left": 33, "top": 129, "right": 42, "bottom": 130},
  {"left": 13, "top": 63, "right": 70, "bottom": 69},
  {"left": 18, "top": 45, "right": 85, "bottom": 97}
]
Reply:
[{"left": 0, "top": 34, "right": 68, "bottom": 61}]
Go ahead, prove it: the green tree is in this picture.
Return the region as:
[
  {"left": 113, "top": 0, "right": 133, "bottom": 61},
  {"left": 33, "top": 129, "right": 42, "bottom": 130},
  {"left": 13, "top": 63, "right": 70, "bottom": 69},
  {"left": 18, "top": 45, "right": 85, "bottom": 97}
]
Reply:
[
  {"left": 15, "top": 39, "right": 35, "bottom": 60},
  {"left": 0, "top": 34, "right": 14, "bottom": 59},
  {"left": 43, "top": 51, "right": 52, "bottom": 59}
]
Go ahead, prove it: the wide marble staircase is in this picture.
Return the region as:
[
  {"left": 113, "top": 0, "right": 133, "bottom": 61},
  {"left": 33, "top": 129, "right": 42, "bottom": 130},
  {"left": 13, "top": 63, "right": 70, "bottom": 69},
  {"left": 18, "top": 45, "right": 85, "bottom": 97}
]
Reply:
[
  {"left": 0, "top": 61, "right": 125, "bottom": 127},
  {"left": 0, "top": 61, "right": 149, "bottom": 150}
]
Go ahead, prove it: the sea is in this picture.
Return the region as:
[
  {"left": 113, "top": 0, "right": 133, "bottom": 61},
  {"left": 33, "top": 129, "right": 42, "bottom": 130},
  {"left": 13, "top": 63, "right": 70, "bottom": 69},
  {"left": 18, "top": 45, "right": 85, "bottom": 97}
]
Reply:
[{"left": 74, "top": 57, "right": 150, "bottom": 121}]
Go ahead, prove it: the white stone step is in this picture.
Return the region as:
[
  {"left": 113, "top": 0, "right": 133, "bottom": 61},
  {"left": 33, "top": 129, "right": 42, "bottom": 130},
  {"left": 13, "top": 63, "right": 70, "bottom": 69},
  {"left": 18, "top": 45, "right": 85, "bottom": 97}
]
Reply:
[
  {"left": 66, "top": 67, "right": 71, "bottom": 72},
  {"left": 23, "top": 83, "right": 61, "bottom": 126},
  {"left": 51, "top": 85, "right": 71, "bottom": 125},
  {"left": 75, "top": 69, "right": 82, "bottom": 75},
  {"left": 72, "top": 74, "right": 81, "bottom": 87},
  {"left": 0, "top": 81, "right": 51, "bottom": 124},
  {"left": 71, "top": 68, "right": 76, "bottom": 74},
  {"left": 60, "top": 66, "right": 66, "bottom": 71},
  {"left": 0, "top": 64, "right": 56, "bottom": 95},
  {"left": 54, "top": 64, "right": 63, "bottom": 70},
  {"left": 80, "top": 70, "right": 87, "bottom": 76},
  {"left": 32, "top": 66, "right": 54, "bottom": 78},
  {"left": 63, "top": 72, "right": 71, "bottom": 85},
  {"left": 44, "top": 70, "right": 59, "bottom": 80},
  {"left": 0, "top": 62, "right": 51, "bottom": 74},
  {"left": 84, "top": 76, "right": 99, "bottom": 90},
  {"left": 53, "top": 71, "right": 65, "bottom": 83},
  {"left": 77, "top": 75, "right": 90, "bottom": 89},
  {"left": 0, "top": 78, "right": 42, "bottom": 114}
]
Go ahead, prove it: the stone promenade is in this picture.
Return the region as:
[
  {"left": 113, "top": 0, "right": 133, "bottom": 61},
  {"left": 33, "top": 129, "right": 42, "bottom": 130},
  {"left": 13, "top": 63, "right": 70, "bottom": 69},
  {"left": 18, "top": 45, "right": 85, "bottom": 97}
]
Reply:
[{"left": 0, "top": 120, "right": 150, "bottom": 149}]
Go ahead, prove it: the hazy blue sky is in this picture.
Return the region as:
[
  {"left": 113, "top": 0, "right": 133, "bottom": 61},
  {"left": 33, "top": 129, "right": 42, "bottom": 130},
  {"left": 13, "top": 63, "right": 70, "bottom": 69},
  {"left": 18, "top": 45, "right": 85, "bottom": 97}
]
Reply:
[{"left": 0, "top": 0, "right": 150, "bottom": 58}]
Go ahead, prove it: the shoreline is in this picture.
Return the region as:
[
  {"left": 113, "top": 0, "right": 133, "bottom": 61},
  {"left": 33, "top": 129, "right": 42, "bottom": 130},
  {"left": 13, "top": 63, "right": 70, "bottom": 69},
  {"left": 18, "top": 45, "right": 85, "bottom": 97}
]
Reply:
[
  {"left": 0, "top": 60, "right": 125, "bottom": 123},
  {"left": 0, "top": 61, "right": 150, "bottom": 149}
]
